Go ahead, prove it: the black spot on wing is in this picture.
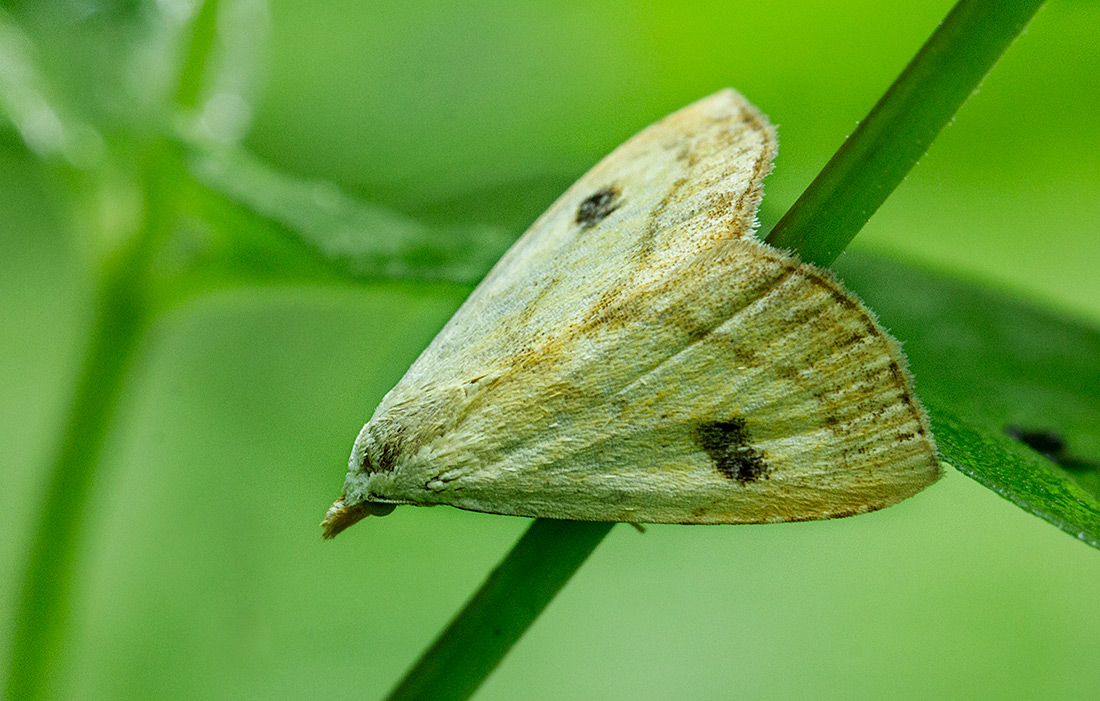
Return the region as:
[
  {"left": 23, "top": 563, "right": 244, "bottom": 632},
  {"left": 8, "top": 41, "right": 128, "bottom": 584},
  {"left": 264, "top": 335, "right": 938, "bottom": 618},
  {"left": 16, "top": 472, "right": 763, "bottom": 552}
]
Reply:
[
  {"left": 575, "top": 185, "right": 622, "bottom": 229},
  {"left": 694, "top": 419, "right": 770, "bottom": 484}
]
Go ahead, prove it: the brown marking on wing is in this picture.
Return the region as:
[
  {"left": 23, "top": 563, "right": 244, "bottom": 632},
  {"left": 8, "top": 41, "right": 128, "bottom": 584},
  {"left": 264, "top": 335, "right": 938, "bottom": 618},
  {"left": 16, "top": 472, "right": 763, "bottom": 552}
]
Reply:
[{"left": 634, "top": 176, "right": 690, "bottom": 261}]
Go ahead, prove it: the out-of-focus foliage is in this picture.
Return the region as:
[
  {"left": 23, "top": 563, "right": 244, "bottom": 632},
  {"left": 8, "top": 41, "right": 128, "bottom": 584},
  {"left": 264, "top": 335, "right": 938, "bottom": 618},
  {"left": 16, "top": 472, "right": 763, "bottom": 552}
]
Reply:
[{"left": 2, "top": 1, "right": 1099, "bottom": 700}]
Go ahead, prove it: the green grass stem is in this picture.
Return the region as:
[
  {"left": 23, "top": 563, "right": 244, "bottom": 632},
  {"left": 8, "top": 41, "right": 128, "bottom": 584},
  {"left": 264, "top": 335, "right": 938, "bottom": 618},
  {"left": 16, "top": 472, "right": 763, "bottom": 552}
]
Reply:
[
  {"left": 764, "top": 0, "right": 1046, "bottom": 266},
  {"left": 174, "top": 0, "right": 222, "bottom": 111},
  {"left": 386, "top": 520, "right": 615, "bottom": 701},
  {"left": 390, "top": 1, "right": 1047, "bottom": 698}
]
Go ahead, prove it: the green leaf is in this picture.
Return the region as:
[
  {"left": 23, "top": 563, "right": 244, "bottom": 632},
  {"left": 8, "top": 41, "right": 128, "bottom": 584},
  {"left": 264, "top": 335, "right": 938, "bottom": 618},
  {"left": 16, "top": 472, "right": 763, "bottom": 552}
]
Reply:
[
  {"left": 929, "top": 409, "right": 1100, "bottom": 548},
  {"left": 838, "top": 251, "right": 1100, "bottom": 548},
  {"left": 188, "top": 147, "right": 517, "bottom": 284}
]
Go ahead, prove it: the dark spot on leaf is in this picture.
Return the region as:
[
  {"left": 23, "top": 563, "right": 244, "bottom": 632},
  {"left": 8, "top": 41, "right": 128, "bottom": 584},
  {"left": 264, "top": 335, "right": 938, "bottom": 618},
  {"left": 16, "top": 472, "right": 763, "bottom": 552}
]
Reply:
[
  {"left": 694, "top": 419, "right": 770, "bottom": 484},
  {"left": 1005, "top": 425, "right": 1066, "bottom": 460},
  {"left": 1006, "top": 425, "right": 1098, "bottom": 473},
  {"left": 575, "top": 185, "right": 622, "bottom": 229}
]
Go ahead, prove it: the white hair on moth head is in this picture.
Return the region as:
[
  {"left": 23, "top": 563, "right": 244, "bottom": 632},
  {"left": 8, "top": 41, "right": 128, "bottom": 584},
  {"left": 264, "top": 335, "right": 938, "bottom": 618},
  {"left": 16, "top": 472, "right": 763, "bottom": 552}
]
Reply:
[{"left": 347, "top": 423, "right": 372, "bottom": 473}]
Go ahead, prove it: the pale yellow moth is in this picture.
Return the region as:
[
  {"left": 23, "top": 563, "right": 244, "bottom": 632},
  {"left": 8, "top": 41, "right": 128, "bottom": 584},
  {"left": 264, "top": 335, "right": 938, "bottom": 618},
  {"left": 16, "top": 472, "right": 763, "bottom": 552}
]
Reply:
[{"left": 322, "top": 89, "right": 940, "bottom": 538}]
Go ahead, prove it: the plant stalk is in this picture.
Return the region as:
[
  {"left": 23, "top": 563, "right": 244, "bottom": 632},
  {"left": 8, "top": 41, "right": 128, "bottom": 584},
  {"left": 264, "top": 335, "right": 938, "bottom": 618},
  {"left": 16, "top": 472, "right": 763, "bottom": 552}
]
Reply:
[
  {"left": 764, "top": 0, "right": 1046, "bottom": 266},
  {"left": 387, "top": 520, "right": 614, "bottom": 701},
  {"left": 174, "top": 0, "right": 222, "bottom": 111},
  {"left": 4, "top": 239, "right": 151, "bottom": 701},
  {"left": 5, "top": 2, "right": 225, "bottom": 693},
  {"left": 391, "top": 0, "right": 1047, "bottom": 698}
]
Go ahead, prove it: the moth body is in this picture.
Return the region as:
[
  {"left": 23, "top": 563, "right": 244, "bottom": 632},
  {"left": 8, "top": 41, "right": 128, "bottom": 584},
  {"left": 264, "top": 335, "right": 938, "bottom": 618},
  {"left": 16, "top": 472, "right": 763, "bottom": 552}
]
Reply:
[{"left": 322, "top": 89, "right": 940, "bottom": 538}]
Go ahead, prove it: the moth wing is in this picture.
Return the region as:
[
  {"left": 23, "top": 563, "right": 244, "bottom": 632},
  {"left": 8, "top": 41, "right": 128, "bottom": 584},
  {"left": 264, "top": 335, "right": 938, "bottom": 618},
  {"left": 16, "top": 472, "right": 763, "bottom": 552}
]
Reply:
[
  {"left": 391, "top": 88, "right": 776, "bottom": 395},
  {"left": 328, "top": 89, "right": 939, "bottom": 533},
  {"left": 368, "top": 235, "right": 938, "bottom": 523}
]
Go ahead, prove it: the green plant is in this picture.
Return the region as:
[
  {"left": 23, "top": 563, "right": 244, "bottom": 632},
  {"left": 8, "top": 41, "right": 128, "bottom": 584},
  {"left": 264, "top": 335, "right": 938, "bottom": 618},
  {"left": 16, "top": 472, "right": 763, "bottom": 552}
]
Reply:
[{"left": 2, "top": 1, "right": 1098, "bottom": 699}]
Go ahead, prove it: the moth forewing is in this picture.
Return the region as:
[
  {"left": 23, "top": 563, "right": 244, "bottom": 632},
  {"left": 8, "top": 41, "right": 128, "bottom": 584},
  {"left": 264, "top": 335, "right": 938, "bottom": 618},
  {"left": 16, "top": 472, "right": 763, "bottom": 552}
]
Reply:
[{"left": 322, "top": 89, "right": 940, "bottom": 538}]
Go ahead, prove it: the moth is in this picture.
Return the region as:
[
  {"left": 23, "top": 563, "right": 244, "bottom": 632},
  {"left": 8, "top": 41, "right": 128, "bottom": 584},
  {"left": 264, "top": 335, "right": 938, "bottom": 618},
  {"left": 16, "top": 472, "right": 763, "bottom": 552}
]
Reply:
[{"left": 323, "top": 89, "right": 940, "bottom": 537}]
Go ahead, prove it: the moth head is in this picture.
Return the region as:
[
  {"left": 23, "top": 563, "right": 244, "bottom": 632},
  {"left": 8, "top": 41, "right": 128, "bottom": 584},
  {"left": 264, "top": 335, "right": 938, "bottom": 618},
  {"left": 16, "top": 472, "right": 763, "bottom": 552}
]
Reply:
[
  {"left": 320, "top": 424, "right": 400, "bottom": 538},
  {"left": 322, "top": 385, "right": 465, "bottom": 538}
]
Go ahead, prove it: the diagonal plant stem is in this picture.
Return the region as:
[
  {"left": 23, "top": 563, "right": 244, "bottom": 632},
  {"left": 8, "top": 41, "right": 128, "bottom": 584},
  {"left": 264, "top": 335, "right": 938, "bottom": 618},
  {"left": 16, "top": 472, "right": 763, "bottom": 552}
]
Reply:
[
  {"left": 764, "top": 0, "right": 1046, "bottom": 266},
  {"left": 387, "top": 520, "right": 614, "bottom": 701},
  {"left": 387, "top": 1, "right": 1045, "bottom": 698}
]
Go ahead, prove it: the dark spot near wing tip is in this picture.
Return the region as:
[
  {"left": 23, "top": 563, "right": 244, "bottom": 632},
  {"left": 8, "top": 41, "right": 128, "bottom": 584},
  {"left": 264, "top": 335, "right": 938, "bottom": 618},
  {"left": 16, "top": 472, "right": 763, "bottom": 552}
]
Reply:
[
  {"left": 694, "top": 419, "right": 770, "bottom": 484},
  {"left": 575, "top": 185, "right": 622, "bottom": 229}
]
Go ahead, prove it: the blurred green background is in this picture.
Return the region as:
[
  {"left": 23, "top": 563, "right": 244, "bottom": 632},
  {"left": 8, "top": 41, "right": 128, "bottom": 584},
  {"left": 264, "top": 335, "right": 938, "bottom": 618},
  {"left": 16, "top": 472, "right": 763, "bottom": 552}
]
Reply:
[{"left": 2, "top": 0, "right": 1099, "bottom": 699}]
